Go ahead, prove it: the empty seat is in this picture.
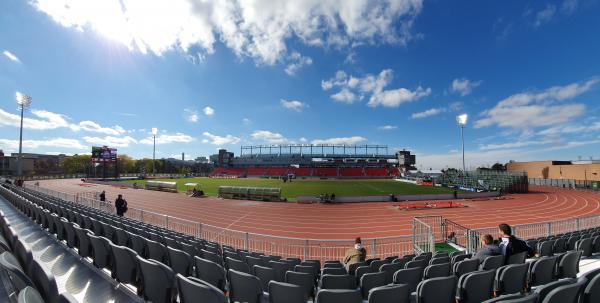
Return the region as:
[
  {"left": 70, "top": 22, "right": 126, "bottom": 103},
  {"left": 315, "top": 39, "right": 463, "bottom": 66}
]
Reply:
[
  {"left": 320, "top": 274, "right": 356, "bottom": 290},
  {"left": 379, "top": 262, "right": 403, "bottom": 284},
  {"left": 128, "top": 232, "right": 146, "bottom": 257},
  {"left": 226, "top": 256, "right": 250, "bottom": 274},
  {"left": 553, "top": 238, "right": 566, "bottom": 254},
  {"left": 324, "top": 262, "right": 344, "bottom": 268},
  {"left": 113, "top": 227, "right": 129, "bottom": 246},
  {"left": 247, "top": 256, "right": 264, "bottom": 273},
  {"left": 146, "top": 238, "right": 168, "bottom": 263},
  {"left": 456, "top": 270, "right": 495, "bottom": 303},
  {"left": 369, "top": 260, "right": 385, "bottom": 272},
  {"left": 254, "top": 265, "right": 277, "bottom": 292},
  {"left": 393, "top": 267, "right": 423, "bottom": 293},
  {"left": 285, "top": 270, "right": 315, "bottom": 299},
  {"left": 315, "top": 289, "right": 362, "bottom": 303},
  {"left": 355, "top": 266, "right": 372, "bottom": 284},
  {"left": 360, "top": 272, "right": 386, "bottom": 299},
  {"left": 423, "top": 263, "right": 451, "bottom": 279},
  {"left": 495, "top": 263, "right": 528, "bottom": 295},
  {"left": 0, "top": 252, "right": 35, "bottom": 294},
  {"left": 29, "top": 260, "right": 59, "bottom": 303},
  {"left": 17, "top": 286, "right": 44, "bottom": 303},
  {"left": 176, "top": 274, "right": 227, "bottom": 303},
  {"left": 416, "top": 276, "right": 457, "bottom": 303},
  {"left": 538, "top": 241, "right": 554, "bottom": 257},
  {"left": 109, "top": 243, "right": 138, "bottom": 285},
  {"left": 201, "top": 249, "right": 223, "bottom": 265},
  {"left": 136, "top": 256, "right": 177, "bottom": 303},
  {"left": 405, "top": 259, "right": 428, "bottom": 269},
  {"left": 322, "top": 267, "right": 347, "bottom": 276},
  {"left": 60, "top": 221, "right": 77, "bottom": 249},
  {"left": 454, "top": 259, "right": 479, "bottom": 277},
  {"left": 269, "top": 281, "right": 308, "bottom": 303},
  {"left": 542, "top": 278, "right": 586, "bottom": 303},
  {"left": 451, "top": 254, "right": 471, "bottom": 265},
  {"left": 533, "top": 279, "right": 574, "bottom": 302},
  {"left": 530, "top": 256, "right": 558, "bottom": 286},
  {"left": 166, "top": 246, "right": 192, "bottom": 276},
  {"left": 483, "top": 293, "right": 539, "bottom": 303},
  {"left": 368, "top": 284, "right": 410, "bottom": 303},
  {"left": 348, "top": 261, "right": 366, "bottom": 275},
  {"left": 228, "top": 269, "right": 264, "bottom": 303},
  {"left": 194, "top": 256, "right": 226, "bottom": 292},
  {"left": 582, "top": 272, "right": 600, "bottom": 303},
  {"left": 269, "top": 260, "right": 291, "bottom": 282},
  {"left": 557, "top": 250, "right": 581, "bottom": 279},
  {"left": 480, "top": 255, "right": 504, "bottom": 271},
  {"left": 506, "top": 252, "right": 527, "bottom": 265},
  {"left": 430, "top": 257, "right": 450, "bottom": 265},
  {"left": 88, "top": 234, "right": 112, "bottom": 270}
]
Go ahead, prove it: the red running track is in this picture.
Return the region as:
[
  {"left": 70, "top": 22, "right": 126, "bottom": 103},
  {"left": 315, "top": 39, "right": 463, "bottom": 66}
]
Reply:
[{"left": 34, "top": 179, "right": 600, "bottom": 240}]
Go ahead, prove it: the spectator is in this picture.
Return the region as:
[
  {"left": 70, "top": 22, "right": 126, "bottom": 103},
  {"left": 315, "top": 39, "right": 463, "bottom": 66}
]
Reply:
[
  {"left": 115, "top": 194, "right": 128, "bottom": 217},
  {"left": 498, "top": 223, "right": 533, "bottom": 260},
  {"left": 343, "top": 237, "right": 367, "bottom": 271},
  {"left": 473, "top": 234, "right": 501, "bottom": 263},
  {"left": 330, "top": 193, "right": 336, "bottom": 202},
  {"left": 99, "top": 191, "right": 106, "bottom": 202}
]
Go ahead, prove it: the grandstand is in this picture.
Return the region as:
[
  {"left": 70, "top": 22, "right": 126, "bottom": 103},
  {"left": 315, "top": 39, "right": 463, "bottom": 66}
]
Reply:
[
  {"left": 1, "top": 183, "right": 599, "bottom": 303},
  {"left": 436, "top": 170, "right": 529, "bottom": 193},
  {"left": 210, "top": 144, "right": 416, "bottom": 179}
]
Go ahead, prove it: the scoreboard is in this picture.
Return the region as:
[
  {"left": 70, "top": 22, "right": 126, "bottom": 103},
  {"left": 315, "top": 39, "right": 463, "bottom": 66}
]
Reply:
[{"left": 92, "top": 146, "right": 117, "bottom": 163}]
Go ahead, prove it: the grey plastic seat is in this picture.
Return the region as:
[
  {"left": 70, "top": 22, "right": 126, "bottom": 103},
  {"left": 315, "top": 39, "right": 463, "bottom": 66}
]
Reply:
[
  {"left": 168, "top": 246, "right": 193, "bottom": 276},
  {"left": 146, "top": 238, "right": 168, "bottom": 263},
  {"left": 430, "top": 256, "right": 450, "bottom": 265},
  {"left": 58, "top": 293, "right": 78, "bottom": 303},
  {"left": 228, "top": 269, "right": 264, "bottom": 303},
  {"left": 113, "top": 227, "right": 129, "bottom": 246},
  {"left": 201, "top": 249, "right": 223, "bottom": 265},
  {"left": 557, "top": 250, "right": 581, "bottom": 278},
  {"left": 136, "top": 256, "right": 177, "bottom": 303},
  {"left": 541, "top": 278, "right": 586, "bottom": 303},
  {"left": 324, "top": 262, "right": 344, "bottom": 268},
  {"left": 533, "top": 279, "right": 574, "bottom": 302},
  {"left": 269, "top": 260, "right": 292, "bottom": 282},
  {"left": 176, "top": 274, "right": 227, "bottom": 303},
  {"left": 109, "top": 243, "right": 139, "bottom": 285},
  {"left": 254, "top": 265, "right": 277, "bottom": 292},
  {"left": 483, "top": 293, "right": 539, "bottom": 303},
  {"left": 128, "top": 232, "right": 146, "bottom": 257},
  {"left": 285, "top": 270, "right": 315, "bottom": 299},
  {"left": 194, "top": 256, "right": 227, "bottom": 292},
  {"left": 227, "top": 256, "right": 250, "bottom": 274},
  {"left": 495, "top": 263, "right": 528, "bottom": 295},
  {"left": 0, "top": 252, "right": 35, "bottom": 293},
  {"left": 30, "top": 260, "right": 59, "bottom": 303},
  {"left": 88, "top": 234, "right": 112, "bottom": 269},
  {"left": 14, "top": 239, "right": 33, "bottom": 273},
  {"left": 451, "top": 253, "right": 471, "bottom": 265},
  {"left": 60, "top": 220, "right": 77, "bottom": 248},
  {"left": 380, "top": 262, "right": 403, "bottom": 284},
  {"left": 17, "top": 286, "right": 44, "bottom": 303},
  {"left": 348, "top": 261, "right": 367, "bottom": 275},
  {"left": 480, "top": 255, "right": 504, "bottom": 271},
  {"left": 538, "top": 241, "right": 554, "bottom": 257},
  {"left": 355, "top": 266, "right": 372, "bottom": 284},
  {"left": 179, "top": 242, "right": 197, "bottom": 258},
  {"left": 315, "top": 289, "right": 362, "bottom": 303},
  {"left": 322, "top": 267, "right": 347, "bottom": 276},
  {"left": 423, "top": 262, "right": 451, "bottom": 279},
  {"left": 576, "top": 238, "right": 593, "bottom": 257},
  {"left": 90, "top": 218, "right": 103, "bottom": 237},
  {"left": 456, "top": 270, "right": 495, "bottom": 303},
  {"left": 453, "top": 258, "right": 479, "bottom": 277},
  {"left": 360, "top": 272, "right": 386, "bottom": 299},
  {"left": 553, "top": 238, "right": 566, "bottom": 254},
  {"left": 370, "top": 260, "right": 385, "bottom": 272},
  {"left": 320, "top": 274, "right": 356, "bottom": 290},
  {"left": 392, "top": 267, "right": 423, "bottom": 293},
  {"left": 566, "top": 236, "right": 579, "bottom": 251},
  {"left": 269, "top": 281, "right": 307, "bottom": 303},
  {"left": 416, "top": 276, "right": 457, "bottom": 303},
  {"left": 368, "top": 284, "right": 410, "bottom": 303},
  {"left": 99, "top": 221, "right": 115, "bottom": 242},
  {"left": 582, "top": 272, "right": 600, "bottom": 303},
  {"left": 529, "top": 256, "right": 558, "bottom": 287},
  {"left": 405, "top": 259, "right": 428, "bottom": 269},
  {"left": 506, "top": 252, "right": 527, "bottom": 265}
]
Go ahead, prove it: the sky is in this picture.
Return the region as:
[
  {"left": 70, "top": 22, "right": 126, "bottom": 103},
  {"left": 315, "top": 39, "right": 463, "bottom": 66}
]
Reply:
[{"left": 1, "top": 0, "right": 600, "bottom": 169}]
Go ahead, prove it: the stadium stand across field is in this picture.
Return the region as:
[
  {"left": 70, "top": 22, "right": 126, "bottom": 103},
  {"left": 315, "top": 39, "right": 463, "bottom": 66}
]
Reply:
[{"left": 2, "top": 183, "right": 600, "bottom": 303}]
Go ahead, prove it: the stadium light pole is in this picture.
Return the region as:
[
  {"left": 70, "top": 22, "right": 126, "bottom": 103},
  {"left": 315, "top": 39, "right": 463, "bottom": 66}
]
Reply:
[
  {"left": 16, "top": 92, "right": 32, "bottom": 179},
  {"left": 151, "top": 128, "right": 158, "bottom": 176},
  {"left": 456, "top": 114, "right": 468, "bottom": 184}
]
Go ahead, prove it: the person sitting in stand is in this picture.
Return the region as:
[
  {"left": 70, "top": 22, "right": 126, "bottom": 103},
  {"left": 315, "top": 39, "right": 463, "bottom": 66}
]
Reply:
[
  {"left": 473, "top": 234, "right": 501, "bottom": 263},
  {"left": 498, "top": 223, "right": 534, "bottom": 261},
  {"left": 343, "top": 237, "right": 367, "bottom": 272}
]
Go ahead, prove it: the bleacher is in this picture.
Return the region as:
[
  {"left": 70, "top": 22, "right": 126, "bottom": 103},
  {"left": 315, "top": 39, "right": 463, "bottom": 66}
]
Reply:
[{"left": 1, "top": 184, "right": 599, "bottom": 303}]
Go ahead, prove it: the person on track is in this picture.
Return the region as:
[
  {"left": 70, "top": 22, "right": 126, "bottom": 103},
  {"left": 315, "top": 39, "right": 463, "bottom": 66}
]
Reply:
[
  {"left": 498, "top": 223, "right": 534, "bottom": 260},
  {"left": 343, "top": 237, "right": 367, "bottom": 271},
  {"left": 115, "top": 194, "right": 128, "bottom": 217},
  {"left": 473, "top": 234, "right": 501, "bottom": 263}
]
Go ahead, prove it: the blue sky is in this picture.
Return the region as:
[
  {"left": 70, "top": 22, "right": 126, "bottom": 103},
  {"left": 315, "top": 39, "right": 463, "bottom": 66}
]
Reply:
[{"left": 1, "top": 0, "right": 599, "bottom": 169}]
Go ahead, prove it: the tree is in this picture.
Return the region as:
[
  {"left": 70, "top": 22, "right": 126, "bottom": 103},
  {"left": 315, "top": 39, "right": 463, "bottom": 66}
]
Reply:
[
  {"left": 491, "top": 163, "right": 506, "bottom": 171},
  {"left": 61, "top": 155, "right": 92, "bottom": 174}
]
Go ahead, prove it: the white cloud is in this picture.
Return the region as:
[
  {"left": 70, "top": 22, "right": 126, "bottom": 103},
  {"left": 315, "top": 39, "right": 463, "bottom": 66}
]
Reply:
[
  {"left": 284, "top": 52, "right": 312, "bottom": 75},
  {"left": 534, "top": 4, "right": 556, "bottom": 27},
  {"left": 538, "top": 122, "right": 600, "bottom": 136},
  {"left": 411, "top": 108, "right": 446, "bottom": 119},
  {"left": 322, "top": 69, "right": 431, "bottom": 107},
  {"left": 251, "top": 130, "right": 289, "bottom": 144},
  {"left": 184, "top": 109, "right": 199, "bottom": 122},
  {"left": 83, "top": 135, "right": 138, "bottom": 147},
  {"left": 299, "top": 137, "right": 308, "bottom": 143},
  {"left": 378, "top": 125, "right": 397, "bottom": 130},
  {"left": 139, "top": 133, "right": 194, "bottom": 145},
  {"left": 311, "top": 136, "right": 366, "bottom": 145},
  {"left": 203, "top": 106, "right": 215, "bottom": 116},
  {"left": 242, "top": 118, "right": 252, "bottom": 125},
  {"left": 280, "top": 100, "right": 308, "bottom": 112},
  {"left": 75, "top": 121, "right": 126, "bottom": 135},
  {"left": 2, "top": 50, "right": 20, "bottom": 63},
  {"left": 31, "top": 0, "right": 424, "bottom": 65},
  {"left": 478, "top": 140, "right": 556, "bottom": 151},
  {"left": 0, "top": 108, "right": 71, "bottom": 130},
  {"left": 202, "top": 132, "right": 240, "bottom": 145},
  {"left": 451, "top": 78, "right": 481, "bottom": 96},
  {"left": 475, "top": 78, "right": 598, "bottom": 129},
  {"left": 0, "top": 138, "right": 86, "bottom": 150}
]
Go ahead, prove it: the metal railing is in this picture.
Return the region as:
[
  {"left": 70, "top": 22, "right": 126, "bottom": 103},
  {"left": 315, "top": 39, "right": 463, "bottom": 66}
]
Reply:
[
  {"left": 412, "top": 217, "right": 435, "bottom": 253},
  {"left": 23, "top": 184, "right": 414, "bottom": 261},
  {"left": 529, "top": 178, "right": 600, "bottom": 191}
]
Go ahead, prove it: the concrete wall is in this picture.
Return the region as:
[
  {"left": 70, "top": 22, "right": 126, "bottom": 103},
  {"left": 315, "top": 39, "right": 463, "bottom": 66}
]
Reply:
[{"left": 507, "top": 161, "right": 600, "bottom": 181}]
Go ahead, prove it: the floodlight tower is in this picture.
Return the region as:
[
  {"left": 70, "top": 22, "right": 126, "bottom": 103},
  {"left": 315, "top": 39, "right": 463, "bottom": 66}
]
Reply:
[
  {"left": 456, "top": 114, "right": 468, "bottom": 174},
  {"left": 16, "top": 92, "right": 32, "bottom": 179},
  {"left": 151, "top": 127, "right": 158, "bottom": 175}
]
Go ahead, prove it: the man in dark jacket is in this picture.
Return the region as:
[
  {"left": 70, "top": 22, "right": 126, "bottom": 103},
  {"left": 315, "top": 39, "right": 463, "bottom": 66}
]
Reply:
[
  {"left": 498, "top": 223, "right": 534, "bottom": 260},
  {"left": 99, "top": 191, "right": 106, "bottom": 202},
  {"left": 473, "top": 234, "right": 501, "bottom": 263},
  {"left": 115, "top": 194, "right": 128, "bottom": 217}
]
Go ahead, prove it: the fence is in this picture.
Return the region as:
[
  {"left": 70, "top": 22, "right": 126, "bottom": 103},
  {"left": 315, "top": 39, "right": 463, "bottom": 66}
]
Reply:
[
  {"left": 22, "top": 184, "right": 414, "bottom": 262},
  {"left": 529, "top": 178, "right": 600, "bottom": 191},
  {"left": 412, "top": 217, "right": 435, "bottom": 253}
]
